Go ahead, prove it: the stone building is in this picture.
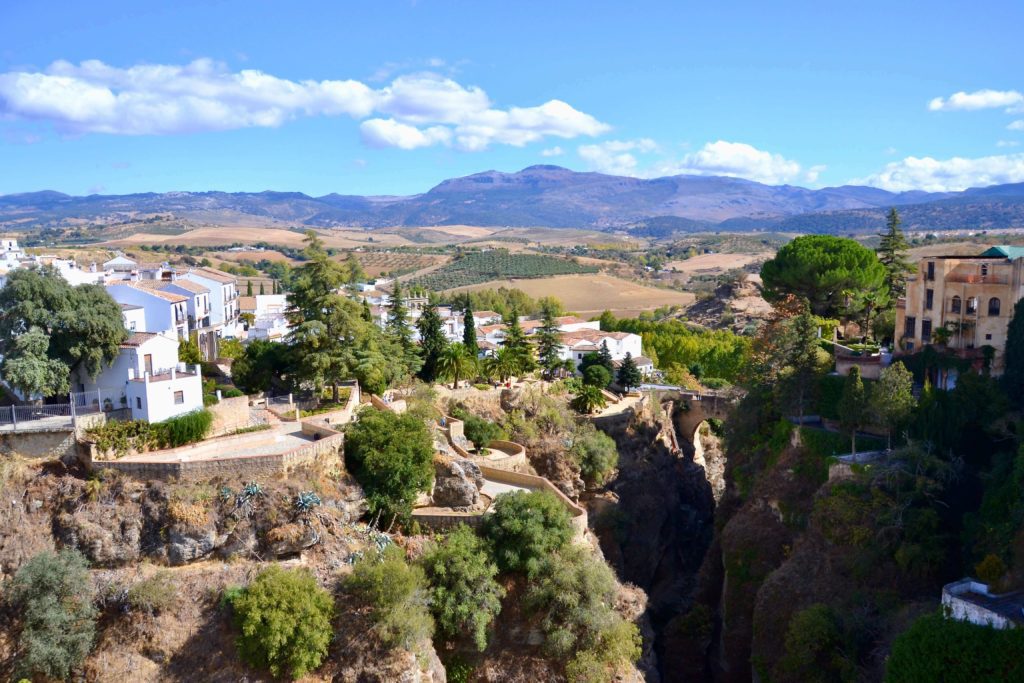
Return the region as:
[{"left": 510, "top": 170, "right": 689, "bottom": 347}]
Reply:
[{"left": 894, "top": 246, "right": 1024, "bottom": 376}]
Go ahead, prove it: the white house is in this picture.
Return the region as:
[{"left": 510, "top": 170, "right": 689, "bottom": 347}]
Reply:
[
  {"left": 178, "top": 267, "right": 241, "bottom": 338},
  {"left": 557, "top": 330, "right": 646, "bottom": 374},
  {"left": 103, "top": 255, "right": 137, "bottom": 273},
  {"left": 135, "top": 279, "right": 217, "bottom": 358},
  {"left": 942, "top": 579, "right": 1024, "bottom": 630},
  {"left": 120, "top": 303, "right": 147, "bottom": 333},
  {"left": 106, "top": 283, "right": 190, "bottom": 340},
  {"left": 73, "top": 332, "right": 204, "bottom": 422}
]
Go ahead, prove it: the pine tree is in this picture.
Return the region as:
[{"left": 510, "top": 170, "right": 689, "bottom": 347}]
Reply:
[
  {"left": 536, "top": 303, "right": 563, "bottom": 379},
  {"left": 502, "top": 307, "right": 534, "bottom": 375},
  {"left": 259, "top": 281, "right": 265, "bottom": 295},
  {"left": 362, "top": 298, "right": 374, "bottom": 324},
  {"left": 246, "top": 280, "right": 253, "bottom": 296},
  {"left": 463, "top": 301, "right": 478, "bottom": 356},
  {"left": 877, "top": 208, "right": 914, "bottom": 299},
  {"left": 779, "top": 306, "right": 821, "bottom": 424},
  {"left": 597, "top": 340, "right": 614, "bottom": 374},
  {"left": 1004, "top": 299, "right": 1024, "bottom": 406},
  {"left": 387, "top": 281, "right": 412, "bottom": 348},
  {"left": 416, "top": 301, "right": 446, "bottom": 382},
  {"left": 617, "top": 352, "right": 642, "bottom": 392},
  {"left": 839, "top": 365, "right": 869, "bottom": 455}
]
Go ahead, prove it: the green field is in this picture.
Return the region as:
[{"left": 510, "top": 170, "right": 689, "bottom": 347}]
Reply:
[{"left": 405, "top": 250, "right": 598, "bottom": 290}]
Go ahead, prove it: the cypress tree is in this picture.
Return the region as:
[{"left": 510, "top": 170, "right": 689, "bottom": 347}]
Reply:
[
  {"left": 878, "top": 208, "right": 914, "bottom": 299},
  {"left": 839, "top": 365, "right": 869, "bottom": 455},
  {"left": 362, "top": 298, "right": 374, "bottom": 324},
  {"left": 463, "top": 301, "right": 479, "bottom": 356},
  {"left": 246, "top": 280, "right": 253, "bottom": 296},
  {"left": 417, "top": 301, "right": 446, "bottom": 382},
  {"left": 259, "top": 281, "right": 265, "bottom": 295}
]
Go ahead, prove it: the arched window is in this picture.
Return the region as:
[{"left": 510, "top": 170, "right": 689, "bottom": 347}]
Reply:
[
  {"left": 951, "top": 296, "right": 961, "bottom": 313},
  {"left": 967, "top": 297, "right": 978, "bottom": 314},
  {"left": 981, "top": 264, "right": 989, "bottom": 277},
  {"left": 989, "top": 298, "right": 1001, "bottom": 316}
]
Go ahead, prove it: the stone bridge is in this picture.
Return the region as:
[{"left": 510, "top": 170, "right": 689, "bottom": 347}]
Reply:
[{"left": 652, "top": 389, "right": 737, "bottom": 445}]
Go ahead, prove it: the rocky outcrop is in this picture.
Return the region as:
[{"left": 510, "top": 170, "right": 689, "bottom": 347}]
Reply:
[
  {"left": 432, "top": 456, "right": 485, "bottom": 509},
  {"left": 266, "top": 522, "right": 319, "bottom": 556},
  {"left": 54, "top": 511, "right": 143, "bottom": 566}
]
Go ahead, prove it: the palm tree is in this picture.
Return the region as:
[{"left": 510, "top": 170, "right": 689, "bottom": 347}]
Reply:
[
  {"left": 484, "top": 347, "right": 518, "bottom": 384},
  {"left": 571, "top": 385, "right": 607, "bottom": 414},
  {"left": 437, "top": 342, "right": 477, "bottom": 389}
]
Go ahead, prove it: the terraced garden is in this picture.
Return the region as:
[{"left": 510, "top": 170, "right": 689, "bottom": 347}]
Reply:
[{"left": 405, "top": 250, "right": 598, "bottom": 290}]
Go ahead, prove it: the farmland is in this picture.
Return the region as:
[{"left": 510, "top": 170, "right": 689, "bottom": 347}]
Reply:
[
  {"left": 353, "top": 251, "right": 451, "bottom": 277},
  {"left": 404, "top": 250, "right": 597, "bottom": 290},
  {"left": 448, "top": 273, "right": 695, "bottom": 318}
]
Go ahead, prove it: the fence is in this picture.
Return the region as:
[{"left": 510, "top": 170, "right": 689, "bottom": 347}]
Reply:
[{"left": 0, "top": 388, "right": 132, "bottom": 434}]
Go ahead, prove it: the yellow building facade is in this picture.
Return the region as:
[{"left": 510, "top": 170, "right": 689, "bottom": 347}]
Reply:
[{"left": 894, "top": 246, "right": 1024, "bottom": 376}]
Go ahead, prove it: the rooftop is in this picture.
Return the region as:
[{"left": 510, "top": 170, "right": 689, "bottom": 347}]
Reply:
[
  {"left": 186, "top": 267, "right": 236, "bottom": 284},
  {"left": 238, "top": 295, "right": 257, "bottom": 312},
  {"left": 118, "top": 281, "right": 188, "bottom": 303},
  {"left": 119, "top": 303, "right": 143, "bottom": 311},
  {"left": 979, "top": 245, "right": 1024, "bottom": 260},
  {"left": 119, "top": 331, "right": 161, "bottom": 348}
]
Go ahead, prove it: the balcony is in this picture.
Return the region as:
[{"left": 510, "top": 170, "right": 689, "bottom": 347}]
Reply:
[{"left": 946, "top": 273, "right": 1009, "bottom": 285}]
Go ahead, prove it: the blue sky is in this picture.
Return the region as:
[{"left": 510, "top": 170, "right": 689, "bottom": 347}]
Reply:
[{"left": 1, "top": 0, "right": 1023, "bottom": 196}]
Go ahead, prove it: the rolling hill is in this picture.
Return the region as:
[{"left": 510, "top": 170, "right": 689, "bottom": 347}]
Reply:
[{"left": 4, "top": 166, "right": 1024, "bottom": 234}]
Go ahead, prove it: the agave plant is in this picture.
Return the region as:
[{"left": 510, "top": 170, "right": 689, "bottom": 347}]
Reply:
[
  {"left": 235, "top": 481, "right": 264, "bottom": 508},
  {"left": 294, "top": 491, "right": 322, "bottom": 513}
]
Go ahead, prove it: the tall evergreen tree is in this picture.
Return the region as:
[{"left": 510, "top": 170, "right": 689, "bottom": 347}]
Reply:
[
  {"left": 463, "top": 301, "right": 479, "bottom": 356},
  {"left": 387, "top": 281, "right": 412, "bottom": 348},
  {"left": 778, "top": 306, "right": 821, "bottom": 424},
  {"left": 1004, "top": 299, "right": 1024, "bottom": 406},
  {"left": 259, "top": 281, "right": 265, "bottom": 295},
  {"left": 597, "top": 340, "right": 615, "bottom": 374},
  {"left": 345, "top": 253, "right": 366, "bottom": 285},
  {"left": 246, "top": 280, "right": 253, "bottom": 296},
  {"left": 416, "top": 301, "right": 446, "bottom": 382},
  {"left": 617, "top": 352, "right": 642, "bottom": 392},
  {"left": 871, "top": 361, "right": 915, "bottom": 450},
  {"left": 536, "top": 303, "right": 563, "bottom": 379},
  {"left": 502, "top": 307, "right": 535, "bottom": 374},
  {"left": 362, "top": 298, "right": 374, "bottom": 324},
  {"left": 877, "top": 208, "right": 914, "bottom": 299},
  {"left": 839, "top": 365, "right": 869, "bottom": 455}
]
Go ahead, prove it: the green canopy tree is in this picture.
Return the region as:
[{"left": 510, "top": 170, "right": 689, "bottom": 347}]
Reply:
[
  {"left": 839, "top": 365, "right": 869, "bottom": 455},
  {"left": 361, "top": 298, "right": 374, "bottom": 323},
  {"left": 387, "top": 281, "right": 412, "bottom": 349},
  {"left": 777, "top": 306, "right": 822, "bottom": 424},
  {"left": 232, "top": 340, "right": 294, "bottom": 394},
  {"left": 877, "top": 207, "right": 914, "bottom": 300},
  {"left": 1004, "top": 298, "right": 1024, "bottom": 406},
  {"left": 616, "top": 352, "right": 642, "bottom": 392},
  {"left": 1, "top": 327, "right": 70, "bottom": 399},
  {"left": 760, "top": 235, "right": 887, "bottom": 318},
  {"left": 462, "top": 301, "right": 479, "bottom": 356},
  {"left": 416, "top": 301, "right": 446, "bottom": 383},
  {"left": 535, "top": 303, "right": 563, "bottom": 379},
  {"left": 345, "top": 252, "right": 367, "bottom": 284},
  {"left": 571, "top": 384, "right": 607, "bottom": 414},
  {"left": 871, "top": 361, "right": 915, "bottom": 450},
  {"left": 502, "top": 308, "right": 535, "bottom": 375},
  {"left": 0, "top": 266, "right": 125, "bottom": 397}
]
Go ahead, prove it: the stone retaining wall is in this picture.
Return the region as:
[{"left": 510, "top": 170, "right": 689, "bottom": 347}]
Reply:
[
  {"left": 209, "top": 395, "right": 250, "bottom": 435},
  {"left": 0, "top": 430, "right": 78, "bottom": 461}
]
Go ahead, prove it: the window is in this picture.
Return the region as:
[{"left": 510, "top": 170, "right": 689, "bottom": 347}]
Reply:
[
  {"left": 925, "top": 289, "right": 934, "bottom": 310},
  {"left": 136, "top": 397, "right": 142, "bottom": 409},
  {"left": 904, "top": 316, "right": 916, "bottom": 338},
  {"left": 967, "top": 297, "right": 978, "bottom": 314},
  {"left": 988, "top": 298, "right": 1001, "bottom": 316},
  {"left": 986, "top": 333, "right": 993, "bottom": 340},
  {"left": 951, "top": 296, "right": 961, "bottom": 313},
  {"left": 921, "top": 320, "right": 932, "bottom": 343},
  {"left": 927, "top": 261, "right": 935, "bottom": 280},
  {"left": 174, "top": 391, "right": 184, "bottom": 405},
  {"left": 129, "top": 321, "right": 136, "bottom": 331},
  {"left": 981, "top": 264, "right": 989, "bottom": 277}
]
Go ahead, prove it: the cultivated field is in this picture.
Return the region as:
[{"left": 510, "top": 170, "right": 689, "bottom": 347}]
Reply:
[
  {"left": 666, "top": 252, "right": 773, "bottom": 274},
  {"left": 448, "top": 273, "right": 695, "bottom": 318},
  {"left": 354, "top": 251, "right": 451, "bottom": 277},
  {"left": 103, "top": 226, "right": 409, "bottom": 249}
]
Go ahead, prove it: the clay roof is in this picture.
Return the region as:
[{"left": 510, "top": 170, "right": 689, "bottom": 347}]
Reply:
[
  {"left": 165, "top": 279, "right": 210, "bottom": 294},
  {"left": 555, "top": 315, "right": 589, "bottom": 325},
  {"left": 119, "top": 331, "right": 160, "bottom": 348},
  {"left": 238, "top": 296, "right": 257, "bottom": 312},
  {"left": 474, "top": 310, "right": 500, "bottom": 318},
  {"left": 187, "top": 267, "right": 236, "bottom": 284},
  {"left": 126, "top": 282, "right": 187, "bottom": 303}
]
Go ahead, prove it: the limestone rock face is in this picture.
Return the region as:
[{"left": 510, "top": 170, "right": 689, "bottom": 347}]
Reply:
[
  {"left": 432, "top": 457, "right": 485, "bottom": 509},
  {"left": 54, "top": 511, "right": 142, "bottom": 566},
  {"left": 266, "top": 522, "right": 319, "bottom": 556},
  {"left": 166, "top": 526, "right": 218, "bottom": 565}
]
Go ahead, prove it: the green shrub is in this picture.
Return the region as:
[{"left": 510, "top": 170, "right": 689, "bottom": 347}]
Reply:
[
  {"left": 582, "top": 364, "right": 612, "bottom": 388},
  {"left": 221, "top": 387, "right": 245, "bottom": 398},
  {"left": 483, "top": 490, "right": 573, "bottom": 576},
  {"left": 525, "top": 546, "right": 641, "bottom": 681},
  {"left": 203, "top": 393, "right": 219, "bottom": 406},
  {"left": 344, "top": 408, "right": 434, "bottom": 523},
  {"left": 886, "top": 611, "right": 1024, "bottom": 682},
  {"left": 232, "top": 566, "right": 334, "bottom": 680},
  {"left": 161, "top": 409, "right": 213, "bottom": 447},
  {"left": 777, "top": 604, "right": 855, "bottom": 682},
  {"left": 462, "top": 414, "right": 504, "bottom": 452},
  {"left": 7, "top": 549, "right": 97, "bottom": 681},
  {"left": 421, "top": 525, "right": 505, "bottom": 650},
  {"left": 570, "top": 425, "right": 619, "bottom": 487},
  {"left": 127, "top": 572, "right": 178, "bottom": 614},
  {"left": 345, "top": 545, "right": 434, "bottom": 650}
]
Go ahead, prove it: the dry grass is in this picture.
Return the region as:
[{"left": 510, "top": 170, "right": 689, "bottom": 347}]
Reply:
[
  {"left": 449, "top": 273, "right": 695, "bottom": 317},
  {"left": 666, "top": 251, "right": 772, "bottom": 274}
]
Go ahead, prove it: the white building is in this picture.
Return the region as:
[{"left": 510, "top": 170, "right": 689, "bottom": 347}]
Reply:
[
  {"left": 103, "top": 255, "right": 137, "bottom": 273},
  {"left": 942, "top": 579, "right": 1024, "bottom": 630},
  {"left": 245, "top": 294, "right": 292, "bottom": 341},
  {"left": 557, "top": 329, "right": 645, "bottom": 372},
  {"left": 134, "top": 279, "right": 218, "bottom": 358},
  {"left": 72, "top": 332, "right": 204, "bottom": 422},
  {"left": 120, "top": 303, "right": 146, "bottom": 333},
  {"left": 106, "top": 283, "right": 190, "bottom": 340},
  {"left": 179, "top": 267, "right": 241, "bottom": 338}
]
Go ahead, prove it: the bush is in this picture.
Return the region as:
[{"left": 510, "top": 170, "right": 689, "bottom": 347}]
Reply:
[
  {"left": 462, "top": 414, "right": 504, "bottom": 453},
  {"left": 127, "top": 572, "right": 178, "bottom": 614},
  {"left": 777, "top": 604, "right": 855, "bottom": 682},
  {"left": 525, "top": 546, "right": 641, "bottom": 681},
  {"left": 345, "top": 545, "right": 434, "bottom": 650},
  {"left": 570, "top": 425, "right": 619, "bottom": 487},
  {"left": 886, "top": 611, "right": 1024, "bottom": 682},
  {"left": 232, "top": 566, "right": 335, "bottom": 680},
  {"left": 7, "top": 549, "right": 97, "bottom": 681},
  {"left": 582, "top": 364, "right": 612, "bottom": 388},
  {"left": 421, "top": 525, "right": 505, "bottom": 650},
  {"left": 344, "top": 408, "right": 434, "bottom": 523},
  {"left": 161, "top": 409, "right": 213, "bottom": 447},
  {"left": 483, "top": 490, "right": 573, "bottom": 576}
]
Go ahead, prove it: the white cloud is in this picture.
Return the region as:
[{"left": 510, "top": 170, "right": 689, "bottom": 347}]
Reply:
[
  {"left": 541, "top": 146, "right": 564, "bottom": 157},
  {"left": 805, "top": 164, "right": 827, "bottom": 183},
  {"left": 854, "top": 153, "right": 1024, "bottom": 192},
  {"left": 652, "top": 140, "right": 804, "bottom": 184},
  {"left": 928, "top": 89, "right": 1024, "bottom": 112},
  {"left": 577, "top": 138, "right": 658, "bottom": 175},
  {"left": 997, "top": 140, "right": 1020, "bottom": 148},
  {"left": 0, "top": 58, "right": 608, "bottom": 150},
  {"left": 1009, "top": 120, "right": 1024, "bottom": 131},
  {"left": 359, "top": 118, "right": 452, "bottom": 149}
]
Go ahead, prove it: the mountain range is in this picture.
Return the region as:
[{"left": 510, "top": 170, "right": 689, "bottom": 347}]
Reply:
[{"left": 5, "top": 165, "right": 1024, "bottom": 234}]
